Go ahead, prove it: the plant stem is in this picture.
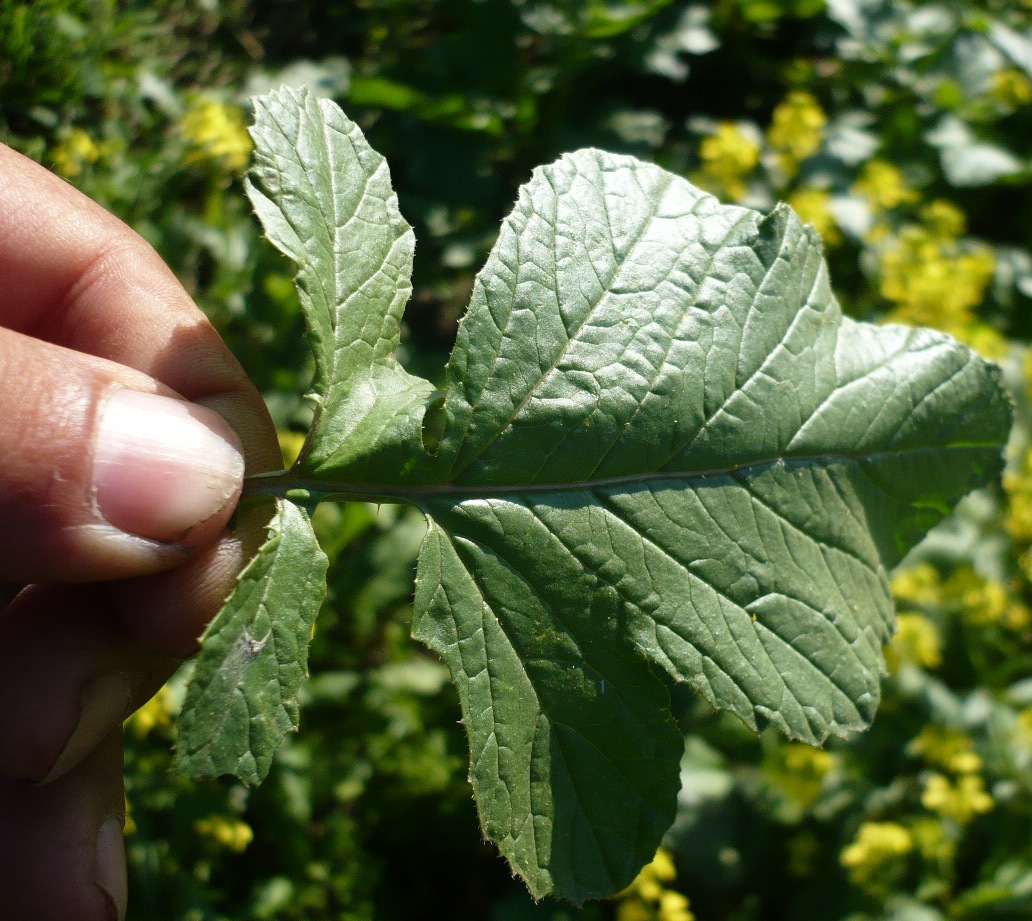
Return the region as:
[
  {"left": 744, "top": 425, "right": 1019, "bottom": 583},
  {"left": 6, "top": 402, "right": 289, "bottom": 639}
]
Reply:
[{"left": 242, "top": 469, "right": 404, "bottom": 506}]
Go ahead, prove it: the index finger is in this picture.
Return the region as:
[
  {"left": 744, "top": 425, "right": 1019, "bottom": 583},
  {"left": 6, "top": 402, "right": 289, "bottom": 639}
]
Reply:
[{"left": 0, "top": 142, "right": 279, "bottom": 470}]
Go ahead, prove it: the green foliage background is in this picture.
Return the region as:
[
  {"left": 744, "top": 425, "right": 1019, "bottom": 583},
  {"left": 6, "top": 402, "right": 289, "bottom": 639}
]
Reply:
[{"left": 3, "top": 1, "right": 1032, "bottom": 919}]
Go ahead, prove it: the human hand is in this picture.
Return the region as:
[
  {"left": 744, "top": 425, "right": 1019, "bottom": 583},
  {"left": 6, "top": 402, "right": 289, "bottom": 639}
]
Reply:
[{"left": 0, "top": 142, "right": 281, "bottom": 920}]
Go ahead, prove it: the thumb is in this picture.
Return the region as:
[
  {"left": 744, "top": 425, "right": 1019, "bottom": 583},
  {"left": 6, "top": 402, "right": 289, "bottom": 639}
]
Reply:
[{"left": 0, "top": 326, "right": 245, "bottom": 583}]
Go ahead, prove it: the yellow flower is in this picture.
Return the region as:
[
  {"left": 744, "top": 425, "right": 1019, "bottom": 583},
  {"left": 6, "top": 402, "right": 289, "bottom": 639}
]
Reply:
[
  {"left": 125, "top": 683, "right": 176, "bottom": 738},
  {"left": 890, "top": 564, "right": 943, "bottom": 608},
  {"left": 943, "top": 567, "right": 1030, "bottom": 631},
  {"left": 921, "top": 772, "right": 994, "bottom": 824},
  {"left": 616, "top": 903, "right": 653, "bottom": 921},
  {"left": 840, "top": 822, "right": 913, "bottom": 887},
  {"left": 964, "top": 323, "right": 1009, "bottom": 361},
  {"left": 886, "top": 612, "right": 942, "bottom": 671},
  {"left": 650, "top": 848, "right": 677, "bottom": 883},
  {"left": 879, "top": 225, "right": 995, "bottom": 340},
  {"left": 919, "top": 199, "right": 966, "bottom": 240},
  {"left": 875, "top": 195, "right": 994, "bottom": 348},
  {"left": 841, "top": 822, "right": 913, "bottom": 865},
  {"left": 990, "top": 67, "right": 1032, "bottom": 107},
  {"left": 895, "top": 559, "right": 1032, "bottom": 641},
  {"left": 787, "top": 188, "right": 841, "bottom": 245},
  {"left": 278, "top": 429, "right": 307, "bottom": 467},
  {"left": 659, "top": 891, "right": 693, "bottom": 921},
  {"left": 194, "top": 815, "right": 255, "bottom": 852},
  {"left": 852, "top": 159, "right": 918, "bottom": 211},
  {"left": 51, "top": 128, "right": 102, "bottom": 178},
  {"left": 181, "top": 97, "right": 252, "bottom": 173},
  {"left": 908, "top": 816, "right": 955, "bottom": 865},
  {"left": 614, "top": 848, "right": 694, "bottom": 921},
  {"left": 766, "top": 742, "right": 838, "bottom": 809},
  {"left": 944, "top": 568, "right": 1004, "bottom": 624},
  {"left": 910, "top": 725, "right": 983, "bottom": 775},
  {"left": 637, "top": 875, "right": 663, "bottom": 904},
  {"left": 697, "top": 122, "right": 761, "bottom": 201},
  {"left": 766, "top": 91, "right": 826, "bottom": 175}
]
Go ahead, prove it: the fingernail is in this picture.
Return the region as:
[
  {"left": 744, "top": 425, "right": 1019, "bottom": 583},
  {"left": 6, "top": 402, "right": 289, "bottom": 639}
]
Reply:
[
  {"left": 93, "top": 389, "right": 245, "bottom": 542},
  {"left": 38, "top": 674, "right": 133, "bottom": 786},
  {"left": 95, "top": 816, "right": 128, "bottom": 921}
]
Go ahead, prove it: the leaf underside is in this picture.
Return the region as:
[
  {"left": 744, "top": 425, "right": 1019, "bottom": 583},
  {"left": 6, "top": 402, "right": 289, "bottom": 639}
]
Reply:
[
  {"left": 176, "top": 87, "right": 1012, "bottom": 904},
  {"left": 174, "top": 498, "right": 327, "bottom": 784},
  {"left": 244, "top": 86, "right": 436, "bottom": 478}
]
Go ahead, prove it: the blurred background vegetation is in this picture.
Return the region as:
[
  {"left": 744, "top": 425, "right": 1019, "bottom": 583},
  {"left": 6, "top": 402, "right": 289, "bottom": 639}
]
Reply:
[{"left": 2, "top": 1, "right": 1032, "bottom": 919}]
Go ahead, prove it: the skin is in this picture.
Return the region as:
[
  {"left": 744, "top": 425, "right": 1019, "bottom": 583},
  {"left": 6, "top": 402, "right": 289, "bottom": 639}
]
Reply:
[{"left": 0, "top": 142, "right": 281, "bottom": 920}]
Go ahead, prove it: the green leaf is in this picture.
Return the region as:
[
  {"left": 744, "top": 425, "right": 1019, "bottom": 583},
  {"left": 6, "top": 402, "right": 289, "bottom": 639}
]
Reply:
[
  {"left": 246, "top": 85, "right": 436, "bottom": 480},
  {"left": 406, "top": 149, "right": 1010, "bottom": 899},
  {"left": 180, "top": 93, "right": 1011, "bottom": 904},
  {"left": 174, "top": 499, "right": 328, "bottom": 783},
  {"left": 413, "top": 518, "right": 682, "bottom": 903}
]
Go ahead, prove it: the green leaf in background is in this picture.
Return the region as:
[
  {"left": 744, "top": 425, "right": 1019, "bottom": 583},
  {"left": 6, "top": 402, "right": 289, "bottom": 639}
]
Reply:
[
  {"left": 177, "top": 88, "right": 1012, "bottom": 903},
  {"left": 175, "top": 498, "right": 328, "bottom": 784}
]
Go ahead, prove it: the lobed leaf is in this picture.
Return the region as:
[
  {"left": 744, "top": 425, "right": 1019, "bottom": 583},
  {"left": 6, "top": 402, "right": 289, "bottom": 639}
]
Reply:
[
  {"left": 405, "top": 149, "right": 1010, "bottom": 898},
  {"left": 178, "top": 90, "right": 1012, "bottom": 904}
]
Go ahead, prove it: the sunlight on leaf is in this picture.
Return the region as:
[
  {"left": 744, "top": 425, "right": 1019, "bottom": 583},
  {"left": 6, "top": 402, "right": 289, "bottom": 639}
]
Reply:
[{"left": 176, "top": 88, "right": 1011, "bottom": 903}]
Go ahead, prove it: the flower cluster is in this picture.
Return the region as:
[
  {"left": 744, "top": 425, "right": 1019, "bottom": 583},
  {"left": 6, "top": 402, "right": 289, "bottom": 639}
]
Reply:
[
  {"left": 49, "top": 128, "right": 119, "bottom": 179},
  {"left": 613, "top": 848, "right": 694, "bottom": 921},
  {"left": 180, "top": 96, "right": 252, "bottom": 174},
  {"left": 911, "top": 725, "right": 995, "bottom": 824},
  {"left": 840, "top": 822, "right": 913, "bottom": 890},
  {"left": 852, "top": 160, "right": 919, "bottom": 213},
  {"left": 787, "top": 188, "right": 841, "bottom": 246},
  {"left": 920, "top": 773, "right": 994, "bottom": 825},
  {"left": 885, "top": 611, "right": 942, "bottom": 672},
  {"left": 891, "top": 562, "right": 1030, "bottom": 640},
  {"left": 765, "top": 91, "right": 826, "bottom": 176},
  {"left": 990, "top": 67, "right": 1032, "bottom": 108},
  {"left": 695, "top": 122, "right": 761, "bottom": 201},
  {"left": 194, "top": 815, "right": 255, "bottom": 853},
  {"left": 877, "top": 228, "right": 996, "bottom": 347},
  {"left": 910, "top": 725, "right": 983, "bottom": 775},
  {"left": 693, "top": 90, "right": 830, "bottom": 204},
  {"left": 762, "top": 742, "right": 838, "bottom": 813}
]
